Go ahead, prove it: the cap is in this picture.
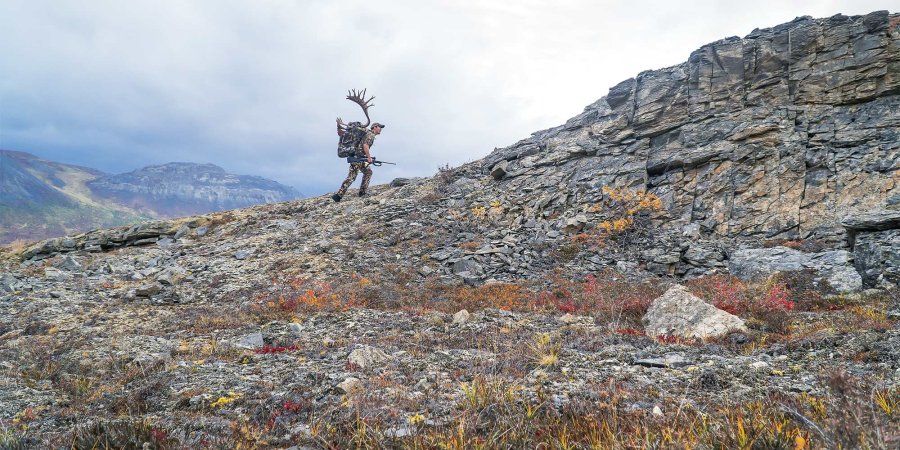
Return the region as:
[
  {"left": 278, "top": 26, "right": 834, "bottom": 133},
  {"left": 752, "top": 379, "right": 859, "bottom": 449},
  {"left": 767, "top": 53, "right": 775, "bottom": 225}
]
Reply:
[{"left": 372, "top": 123, "right": 386, "bottom": 129}]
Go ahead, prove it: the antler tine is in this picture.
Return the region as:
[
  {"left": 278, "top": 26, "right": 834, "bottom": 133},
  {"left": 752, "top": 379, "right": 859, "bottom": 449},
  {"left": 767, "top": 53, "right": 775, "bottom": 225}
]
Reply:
[{"left": 345, "top": 88, "right": 375, "bottom": 127}]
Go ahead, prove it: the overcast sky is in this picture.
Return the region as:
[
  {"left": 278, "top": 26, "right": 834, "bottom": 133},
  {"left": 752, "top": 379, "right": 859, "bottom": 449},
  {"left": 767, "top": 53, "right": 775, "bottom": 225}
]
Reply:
[{"left": 1, "top": 1, "right": 895, "bottom": 196}]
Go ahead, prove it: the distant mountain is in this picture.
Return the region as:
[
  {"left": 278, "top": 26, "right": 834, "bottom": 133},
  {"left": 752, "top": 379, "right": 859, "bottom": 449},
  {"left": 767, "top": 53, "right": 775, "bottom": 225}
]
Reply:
[
  {"left": 0, "top": 151, "right": 301, "bottom": 244},
  {"left": 0, "top": 150, "right": 150, "bottom": 245},
  {"left": 87, "top": 162, "right": 301, "bottom": 217}
]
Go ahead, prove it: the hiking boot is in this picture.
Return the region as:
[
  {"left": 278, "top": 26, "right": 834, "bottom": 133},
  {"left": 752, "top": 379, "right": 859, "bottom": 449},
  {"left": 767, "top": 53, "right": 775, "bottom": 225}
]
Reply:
[
  {"left": 358, "top": 191, "right": 368, "bottom": 198},
  {"left": 331, "top": 194, "right": 342, "bottom": 203}
]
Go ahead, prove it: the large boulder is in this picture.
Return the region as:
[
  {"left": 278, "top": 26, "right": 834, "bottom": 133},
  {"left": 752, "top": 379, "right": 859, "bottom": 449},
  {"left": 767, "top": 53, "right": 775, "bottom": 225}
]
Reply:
[
  {"left": 643, "top": 285, "right": 746, "bottom": 339},
  {"left": 853, "top": 230, "right": 900, "bottom": 288},
  {"left": 843, "top": 209, "right": 900, "bottom": 288},
  {"left": 728, "top": 247, "right": 862, "bottom": 293}
]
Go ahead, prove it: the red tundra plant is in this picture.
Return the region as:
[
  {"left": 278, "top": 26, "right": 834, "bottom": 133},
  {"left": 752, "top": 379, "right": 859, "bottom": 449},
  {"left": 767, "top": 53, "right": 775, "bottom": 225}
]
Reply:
[
  {"left": 557, "top": 299, "right": 577, "bottom": 314},
  {"left": 255, "top": 344, "right": 302, "bottom": 354},
  {"left": 761, "top": 282, "right": 795, "bottom": 312},
  {"left": 686, "top": 275, "right": 748, "bottom": 315},
  {"left": 615, "top": 327, "right": 646, "bottom": 336}
]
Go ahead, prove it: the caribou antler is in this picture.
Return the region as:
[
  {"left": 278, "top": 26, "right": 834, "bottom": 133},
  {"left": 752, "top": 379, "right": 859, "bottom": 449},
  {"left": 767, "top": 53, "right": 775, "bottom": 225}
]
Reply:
[{"left": 346, "top": 88, "right": 375, "bottom": 127}]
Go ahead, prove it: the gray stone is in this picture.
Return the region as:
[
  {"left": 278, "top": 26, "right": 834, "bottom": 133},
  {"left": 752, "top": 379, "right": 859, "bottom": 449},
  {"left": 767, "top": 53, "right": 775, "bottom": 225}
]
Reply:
[
  {"left": 135, "top": 283, "right": 162, "bottom": 297},
  {"left": 235, "top": 332, "right": 264, "bottom": 349},
  {"left": 634, "top": 354, "right": 690, "bottom": 368},
  {"left": 43, "top": 268, "right": 73, "bottom": 282},
  {"left": 234, "top": 250, "right": 251, "bottom": 260},
  {"left": 0, "top": 273, "right": 17, "bottom": 293},
  {"left": 563, "top": 215, "right": 588, "bottom": 233},
  {"left": 842, "top": 209, "right": 900, "bottom": 231},
  {"left": 643, "top": 285, "right": 746, "bottom": 339},
  {"left": 174, "top": 224, "right": 191, "bottom": 239},
  {"left": 452, "top": 309, "right": 471, "bottom": 325},
  {"left": 452, "top": 259, "right": 481, "bottom": 275},
  {"left": 56, "top": 256, "right": 81, "bottom": 271},
  {"left": 336, "top": 377, "right": 362, "bottom": 394},
  {"left": 491, "top": 161, "right": 509, "bottom": 180},
  {"left": 195, "top": 226, "right": 209, "bottom": 237},
  {"left": 853, "top": 229, "right": 900, "bottom": 288},
  {"left": 390, "top": 177, "right": 411, "bottom": 187},
  {"left": 348, "top": 345, "right": 392, "bottom": 370},
  {"left": 132, "top": 237, "right": 159, "bottom": 246},
  {"left": 315, "top": 241, "right": 333, "bottom": 254}
]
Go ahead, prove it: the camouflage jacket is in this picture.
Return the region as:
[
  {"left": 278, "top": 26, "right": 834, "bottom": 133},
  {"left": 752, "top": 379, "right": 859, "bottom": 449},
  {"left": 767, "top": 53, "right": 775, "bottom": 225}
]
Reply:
[{"left": 358, "top": 131, "right": 376, "bottom": 152}]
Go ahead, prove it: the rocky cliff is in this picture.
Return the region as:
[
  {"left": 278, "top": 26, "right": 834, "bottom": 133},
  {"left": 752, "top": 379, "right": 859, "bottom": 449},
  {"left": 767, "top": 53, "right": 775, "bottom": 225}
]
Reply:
[{"left": 481, "top": 10, "right": 899, "bottom": 286}]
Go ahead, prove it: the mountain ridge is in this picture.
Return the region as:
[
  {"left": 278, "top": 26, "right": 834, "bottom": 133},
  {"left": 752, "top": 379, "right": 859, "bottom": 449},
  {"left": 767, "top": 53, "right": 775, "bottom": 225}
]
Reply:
[{"left": 0, "top": 150, "right": 301, "bottom": 244}]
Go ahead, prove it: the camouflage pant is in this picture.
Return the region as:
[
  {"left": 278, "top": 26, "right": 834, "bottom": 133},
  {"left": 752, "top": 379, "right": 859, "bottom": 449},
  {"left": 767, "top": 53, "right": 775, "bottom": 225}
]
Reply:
[{"left": 336, "top": 162, "right": 372, "bottom": 196}]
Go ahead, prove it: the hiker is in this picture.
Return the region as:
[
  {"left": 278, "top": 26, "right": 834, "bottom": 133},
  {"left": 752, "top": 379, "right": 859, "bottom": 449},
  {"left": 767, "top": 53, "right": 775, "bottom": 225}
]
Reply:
[{"left": 332, "top": 121, "right": 385, "bottom": 202}]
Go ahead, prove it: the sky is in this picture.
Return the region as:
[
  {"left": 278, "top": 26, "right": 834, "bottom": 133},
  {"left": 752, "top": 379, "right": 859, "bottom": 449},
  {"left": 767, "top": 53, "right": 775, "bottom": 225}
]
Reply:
[{"left": 1, "top": 1, "right": 895, "bottom": 196}]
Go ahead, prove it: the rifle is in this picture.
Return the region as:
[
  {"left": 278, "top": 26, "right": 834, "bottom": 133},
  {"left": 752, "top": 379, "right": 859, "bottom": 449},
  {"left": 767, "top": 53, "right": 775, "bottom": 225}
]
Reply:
[{"left": 347, "top": 156, "right": 396, "bottom": 166}]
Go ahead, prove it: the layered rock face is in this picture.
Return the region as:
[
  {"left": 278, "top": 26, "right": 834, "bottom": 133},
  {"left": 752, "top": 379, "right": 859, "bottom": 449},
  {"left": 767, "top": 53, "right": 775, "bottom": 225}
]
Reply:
[
  {"left": 88, "top": 162, "right": 301, "bottom": 217},
  {"left": 483, "top": 11, "right": 899, "bottom": 285}
]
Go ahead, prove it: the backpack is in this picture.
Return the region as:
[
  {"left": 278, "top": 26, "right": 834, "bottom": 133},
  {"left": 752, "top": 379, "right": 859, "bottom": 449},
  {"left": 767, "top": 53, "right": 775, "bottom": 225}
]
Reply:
[{"left": 337, "top": 122, "right": 368, "bottom": 158}]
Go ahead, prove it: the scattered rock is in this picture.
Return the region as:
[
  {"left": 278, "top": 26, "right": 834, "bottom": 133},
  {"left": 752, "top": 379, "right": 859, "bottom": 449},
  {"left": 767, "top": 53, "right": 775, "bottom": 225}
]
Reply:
[
  {"left": 336, "top": 377, "right": 362, "bottom": 394},
  {"left": 234, "top": 332, "right": 264, "bottom": 349},
  {"left": 452, "top": 310, "right": 471, "bottom": 325},
  {"left": 56, "top": 256, "right": 81, "bottom": 271},
  {"left": 558, "top": 313, "right": 577, "bottom": 324},
  {"left": 348, "top": 345, "right": 392, "bottom": 370},
  {"left": 43, "top": 268, "right": 73, "bottom": 282},
  {"left": 634, "top": 354, "right": 690, "bottom": 368},
  {"left": 490, "top": 161, "right": 509, "bottom": 180},
  {"left": 134, "top": 283, "right": 162, "bottom": 297}
]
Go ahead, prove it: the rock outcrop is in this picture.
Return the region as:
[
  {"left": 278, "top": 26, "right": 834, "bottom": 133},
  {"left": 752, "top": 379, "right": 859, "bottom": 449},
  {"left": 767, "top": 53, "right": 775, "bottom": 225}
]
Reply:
[{"left": 480, "top": 10, "right": 899, "bottom": 286}]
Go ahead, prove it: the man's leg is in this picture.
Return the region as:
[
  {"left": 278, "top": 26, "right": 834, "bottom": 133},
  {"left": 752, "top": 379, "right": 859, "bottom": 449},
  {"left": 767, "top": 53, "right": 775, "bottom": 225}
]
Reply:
[
  {"left": 358, "top": 164, "right": 373, "bottom": 196},
  {"left": 335, "top": 163, "right": 362, "bottom": 199}
]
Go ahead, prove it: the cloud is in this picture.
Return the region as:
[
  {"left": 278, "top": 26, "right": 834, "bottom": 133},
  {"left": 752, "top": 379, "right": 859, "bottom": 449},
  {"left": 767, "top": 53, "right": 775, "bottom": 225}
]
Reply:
[{"left": 1, "top": 0, "right": 895, "bottom": 195}]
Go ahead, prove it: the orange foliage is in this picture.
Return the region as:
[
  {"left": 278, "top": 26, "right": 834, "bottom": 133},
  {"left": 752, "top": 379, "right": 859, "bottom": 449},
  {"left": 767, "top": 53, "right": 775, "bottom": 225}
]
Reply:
[{"left": 448, "top": 283, "right": 526, "bottom": 311}]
